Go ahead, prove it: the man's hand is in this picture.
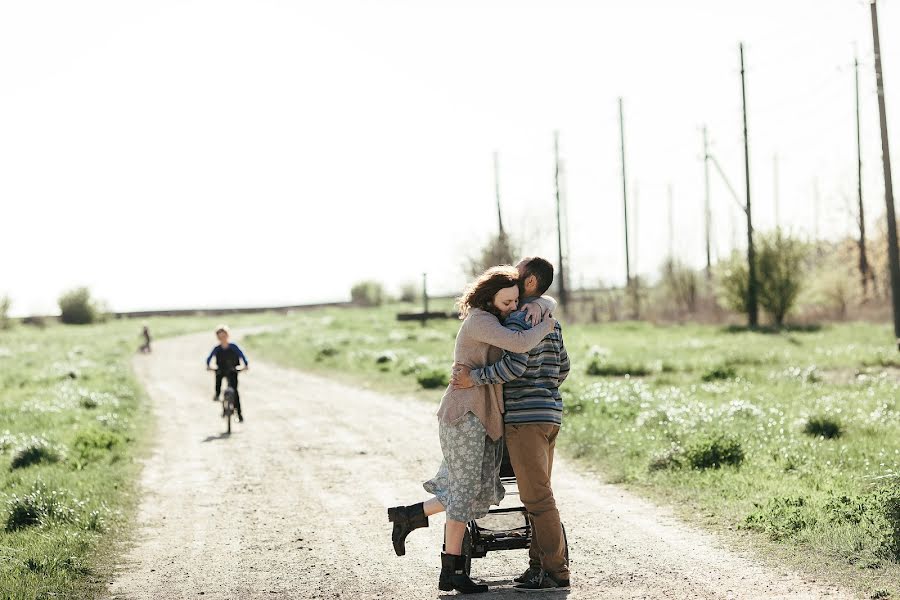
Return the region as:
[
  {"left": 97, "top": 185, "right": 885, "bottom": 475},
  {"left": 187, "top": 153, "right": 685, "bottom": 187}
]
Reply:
[
  {"left": 521, "top": 302, "right": 544, "bottom": 326},
  {"left": 451, "top": 364, "right": 475, "bottom": 389}
]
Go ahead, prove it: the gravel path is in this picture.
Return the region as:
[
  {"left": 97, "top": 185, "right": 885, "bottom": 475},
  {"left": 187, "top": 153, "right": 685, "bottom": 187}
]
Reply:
[{"left": 107, "top": 332, "right": 857, "bottom": 599}]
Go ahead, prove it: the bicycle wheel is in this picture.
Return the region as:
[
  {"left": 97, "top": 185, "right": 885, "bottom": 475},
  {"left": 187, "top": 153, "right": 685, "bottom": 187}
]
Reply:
[{"left": 224, "top": 388, "right": 236, "bottom": 434}]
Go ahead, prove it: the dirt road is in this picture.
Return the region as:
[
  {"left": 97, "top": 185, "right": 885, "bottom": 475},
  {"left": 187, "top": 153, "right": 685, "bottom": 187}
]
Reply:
[{"left": 108, "top": 332, "right": 856, "bottom": 599}]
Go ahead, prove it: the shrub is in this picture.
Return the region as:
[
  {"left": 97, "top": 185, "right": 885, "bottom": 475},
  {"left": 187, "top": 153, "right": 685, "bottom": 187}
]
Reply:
[
  {"left": 743, "top": 496, "right": 810, "bottom": 540},
  {"left": 6, "top": 483, "right": 77, "bottom": 531},
  {"left": 417, "top": 368, "right": 449, "bottom": 389},
  {"left": 58, "top": 287, "right": 97, "bottom": 325},
  {"left": 398, "top": 282, "right": 418, "bottom": 303},
  {"left": 717, "top": 231, "right": 807, "bottom": 326},
  {"left": 73, "top": 428, "right": 125, "bottom": 465},
  {"left": 586, "top": 358, "right": 651, "bottom": 377},
  {"left": 375, "top": 351, "right": 397, "bottom": 365},
  {"left": 0, "top": 295, "right": 10, "bottom": 330},
  {"left": 756, "top": 231, "right": 807, "bottom": 326},
  {"left": 701, "top": 364, "right": 738, "bottom": 382},
  {"left": 685, "top": 434, "right": 744, "bottom": 469},
  {"left": 22, "top": 315, "right": 46, "bottom": 328},
  {"left": 878, "top": 478, "right": 900, "bottom": 560},
  {"left": 660, "top": 258, "right": 699, "bottom": 313},
  {"left": 350, "top": 281, "right": 385, "bottom": 307},
  {"left": 10, "top": 438, "right": 63, "bottom": 469},
  {"left": 717, "top": 252, "right": 751, "bottom": 315},
  {"left": 803, "top": 415, "right": 843, "bottom": 439},
  {"left": 315, "top": 344, "right": 340, "bottom": 361},
  {"left": 648, "top": 446, "right": 684, "bottom": 472},
  {"left": 465, "top": 232, "right": 519, "bottom": 278}
]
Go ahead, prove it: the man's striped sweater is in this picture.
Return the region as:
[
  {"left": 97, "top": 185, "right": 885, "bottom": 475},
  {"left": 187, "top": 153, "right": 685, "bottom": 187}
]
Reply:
[{"left": 469, "top": 309, "right": 570, "bottom": 426}]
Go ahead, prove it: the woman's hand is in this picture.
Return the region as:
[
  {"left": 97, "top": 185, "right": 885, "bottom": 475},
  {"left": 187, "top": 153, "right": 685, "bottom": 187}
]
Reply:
[{"left": 520, "top": 302, "right": 545, "bottom": 326}]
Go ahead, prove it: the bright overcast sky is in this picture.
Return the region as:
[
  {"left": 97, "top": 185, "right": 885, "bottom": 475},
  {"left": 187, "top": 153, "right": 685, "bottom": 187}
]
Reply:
[{"left": 2, "top": 0, "right": 898, "bottom": 314}]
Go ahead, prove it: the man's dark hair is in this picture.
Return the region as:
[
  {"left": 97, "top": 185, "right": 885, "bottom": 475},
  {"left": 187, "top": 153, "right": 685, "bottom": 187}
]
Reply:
[{"left": 521, "top": 257, "right": 554, "bottom": 296}]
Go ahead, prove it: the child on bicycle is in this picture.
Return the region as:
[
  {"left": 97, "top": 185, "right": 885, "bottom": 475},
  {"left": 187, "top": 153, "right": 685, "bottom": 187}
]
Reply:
[{"left": 205, "top": 325, "right": 249, "bottom": 422}]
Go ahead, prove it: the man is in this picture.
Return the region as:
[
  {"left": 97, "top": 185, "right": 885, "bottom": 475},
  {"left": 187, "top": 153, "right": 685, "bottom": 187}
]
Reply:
[{"left": 452, "top": 256, "right": 571, "bottom": 592}]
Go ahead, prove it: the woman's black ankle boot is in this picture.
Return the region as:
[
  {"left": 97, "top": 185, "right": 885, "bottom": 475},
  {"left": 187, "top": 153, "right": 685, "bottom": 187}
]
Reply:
[
  {"left": 438, "top": 552, "right": 488, "bottom": 594},
  {"left": 387, "top": 502, "right": 428, "bottom": 556}
]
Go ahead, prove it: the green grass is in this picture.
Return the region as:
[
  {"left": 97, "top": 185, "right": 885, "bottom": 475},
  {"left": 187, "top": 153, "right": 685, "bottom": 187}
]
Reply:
[
  {"left": 247, "top": 305, "right": 900, "bottom": 597},
  {"left": 0, "top": 313, "right": 277, "bottom": 599}
]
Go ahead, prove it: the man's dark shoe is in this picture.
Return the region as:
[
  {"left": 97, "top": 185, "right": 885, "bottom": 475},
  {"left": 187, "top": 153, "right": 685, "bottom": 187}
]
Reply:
[
  {"left": 438, "top": 552, "right": 488, "bottom": 594},
  {"left": 238, "top": 415, "right": 244, "bottom": 423},
  {"left": 212, "top": 394, "right": 219, "bottom": 402},
  {"left": 514, "top": 570, "right": 569, "bottom": 592},
  {"left": 387, "top": 502, "right": 428, "bottom": 556},
  {"left": 514, "top": 565, "right": 542, "bottom": 584}
]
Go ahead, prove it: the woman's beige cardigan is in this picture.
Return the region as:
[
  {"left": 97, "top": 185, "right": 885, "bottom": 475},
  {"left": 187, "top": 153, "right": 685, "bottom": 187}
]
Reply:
[{"left": 436, "top": 306, "right": 555, "bottom": 441}]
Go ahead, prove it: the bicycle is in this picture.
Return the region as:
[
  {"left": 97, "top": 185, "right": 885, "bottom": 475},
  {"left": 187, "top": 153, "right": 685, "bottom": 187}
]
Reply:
[{"left": 207, "top": 366, "right": 246, "bottom": 434}]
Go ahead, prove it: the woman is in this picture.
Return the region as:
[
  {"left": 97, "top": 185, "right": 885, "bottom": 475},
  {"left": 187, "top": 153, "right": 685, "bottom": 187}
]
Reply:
[{"left": 388, "top": 266, "right": 556, "bottom": 594}]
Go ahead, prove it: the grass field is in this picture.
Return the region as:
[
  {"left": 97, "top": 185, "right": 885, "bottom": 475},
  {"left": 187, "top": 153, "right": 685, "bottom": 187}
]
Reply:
[
  {"left": 247, "top": 303, "right": 900, "bottom": 598},
  {"left": 0, "top": 315, "right": 274, "bottom": 600}
]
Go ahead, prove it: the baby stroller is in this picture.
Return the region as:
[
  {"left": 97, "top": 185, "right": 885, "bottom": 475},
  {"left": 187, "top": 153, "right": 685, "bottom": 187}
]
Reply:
[{"left": 445, "top": 441, "right": 569, "bottom": 577}]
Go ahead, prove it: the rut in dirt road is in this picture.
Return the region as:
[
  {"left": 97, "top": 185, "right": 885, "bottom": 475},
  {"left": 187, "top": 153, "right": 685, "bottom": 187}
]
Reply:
[{"left": 108, "top": 332, "right": 857, "bottom": 599}]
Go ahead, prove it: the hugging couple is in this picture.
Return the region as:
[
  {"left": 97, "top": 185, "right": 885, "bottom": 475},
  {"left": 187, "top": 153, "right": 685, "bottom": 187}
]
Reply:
[{"left": 388, "top": 257, "right": 571, "bottom": 594}]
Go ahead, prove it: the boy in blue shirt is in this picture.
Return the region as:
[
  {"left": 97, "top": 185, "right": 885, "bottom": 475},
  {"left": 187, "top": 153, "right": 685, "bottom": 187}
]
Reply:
[{"left": 205, "top": 325, "right": 249, "bottom": 422}]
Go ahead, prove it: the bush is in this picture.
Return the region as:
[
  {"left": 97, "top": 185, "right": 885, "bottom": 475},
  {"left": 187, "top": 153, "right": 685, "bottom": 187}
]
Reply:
[
  {"left": 743, "top": 496, "right": 811, "bottom": 540},
  {"left": 73, "top": 428, "right": 125, "bottom": 465},
  {"left": 660, "top": 258, "right": 699, "bottom": 313},
  {"left": 398, "top": 282, "right": 418, "bottom": 303},
  {"left": 586, "top": 358, "right": 651, "bottom": 377},
  {"left": 417, "top": 368, "right": 449, "bottom": 389},
  {"left": 756, "top": 231, "right": 807, "bottom": 326},
  {"left": 803, "top": 415, "right": 843, "bottom": 439},
  {"left": 878, "top": 478, "right": 900, "bottom": 560},
  {"left": 716, "top": 233, "right": 807, "bottom": 326},
  {"left": 465, "top": 232, "right": 519, "bottom": 278},
  {"left": 0, "top": 295, "right": 10, "bottom": 330},
  {"left": 717, "top": 252, "right": 751, "bottom": 315},
  {"left": 58, "top": 287, "right": 97, "bottom": 325},
  {"left": 10, "top": 438, "right": 63, "bottom": 469},
  {"left": 350, "top": 281, "right": 385, "bottom": 307},
  {"left": 701, "top": 364, "right": 738, "bottom": 382},
  {"left": 6, "top": 483, "right": 78, "bottom": 531},
  {"left": 685, "top": 434, "right": 744, "bottom": 469},
  {"left": 648, "top": 446, "right": 684, "bottom": 472}
]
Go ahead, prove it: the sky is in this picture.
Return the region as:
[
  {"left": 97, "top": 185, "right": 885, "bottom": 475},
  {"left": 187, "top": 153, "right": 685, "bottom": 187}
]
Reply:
[{"left": 1, "top": 0, "right": 899, "bottom": 315}]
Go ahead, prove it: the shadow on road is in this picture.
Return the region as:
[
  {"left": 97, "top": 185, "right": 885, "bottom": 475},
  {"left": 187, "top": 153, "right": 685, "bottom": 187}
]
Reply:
[{"left": 201, "top": 432, "right": 234, "bottom": 443}]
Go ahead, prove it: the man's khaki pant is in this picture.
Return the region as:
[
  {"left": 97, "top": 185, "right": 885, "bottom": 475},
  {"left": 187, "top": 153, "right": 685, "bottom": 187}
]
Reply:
[{"left": 504, "top": 422, "right": 569, "bottom": 579}]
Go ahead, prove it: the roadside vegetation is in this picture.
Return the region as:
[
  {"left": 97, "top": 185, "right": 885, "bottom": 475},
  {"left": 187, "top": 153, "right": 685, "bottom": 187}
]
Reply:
[
  {"left": 0, "top": 314, "right": 270, "bottom": 599},
  {"left": 248, "top": 305, "right": 900, "bottom": 597}
]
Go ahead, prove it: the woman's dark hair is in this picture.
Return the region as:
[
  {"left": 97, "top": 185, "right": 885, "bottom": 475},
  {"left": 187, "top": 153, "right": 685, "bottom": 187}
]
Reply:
[
  {"left": 457, "top": 266, "right": 520, "bottom": 319},
  {"left": 520, "top": 257, "right": 555, "bottom": 296}
]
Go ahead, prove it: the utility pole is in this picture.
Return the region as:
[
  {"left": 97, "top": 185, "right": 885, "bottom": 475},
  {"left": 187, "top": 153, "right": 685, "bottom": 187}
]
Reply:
[
  {"left": 668, "top": 184, "right": 675, "bottom": 260},
  {"left": 773, "top": 153, "right": 781, "bottom": 229},
  {"left": 493, "top": 151, "right": 505, "bottom": 237},
  {"left": 422, "top": 272, "right": 429, "bottom": 327},
  {"left": 855, "top": 55, "right": 871, "bottom": 298},
  {"left": 813, "top": 177, "right": 821, "bottom": 247},
  {"left": 703, "top": 126, "right": 712, "bottom": 280},
  {"left": 740, "top": 42, "right": 759, "bottom": 328},
  {"left": 870, "top": 0, "right": 900, "bottom": 350},
  {"left": 619, "top": 98, "right": 634, "bottom": 317},
  {"left": 554, "top": 131, "right": 568, "bottom": 310}
]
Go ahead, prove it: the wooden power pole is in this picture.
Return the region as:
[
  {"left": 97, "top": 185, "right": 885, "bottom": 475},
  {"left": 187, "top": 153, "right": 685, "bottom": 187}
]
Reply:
[
  {"left": 703, "top": 126, "right": 712, "bottom": 280},
  {"left": 855, "top": 56, "right": 871, "bottom": 298},
  {"left": 619, "top": 98, "right": 635, "bottom": 317},
  {"left": 870, "top": 0, "right": 900, "bottom": 350},
  {"left": 493, "top": 151, "right": 505, "bottom": 237},
  {"left": 554, "top": 131, "right": 568, "bottom": 310},
  {"left": 740, "top": 43, "right": 759, "bottom": 328}
]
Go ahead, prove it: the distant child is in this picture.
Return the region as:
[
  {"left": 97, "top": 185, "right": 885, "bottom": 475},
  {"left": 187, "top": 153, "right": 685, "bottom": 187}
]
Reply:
[
  {"left": 139, "top": 324, "right": 152, "bottom": 353},
  {"left": 205, "top": 325, "right": 249, "bottom": 422}
]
